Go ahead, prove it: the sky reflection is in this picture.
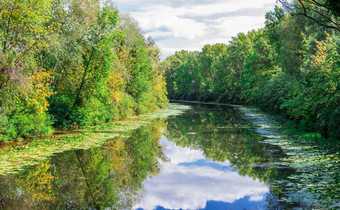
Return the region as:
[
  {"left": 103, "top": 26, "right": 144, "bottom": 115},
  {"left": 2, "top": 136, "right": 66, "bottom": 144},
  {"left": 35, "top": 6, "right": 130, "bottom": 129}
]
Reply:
[{"left": 135, "top": 137, "right": 269, "bottom": 210}]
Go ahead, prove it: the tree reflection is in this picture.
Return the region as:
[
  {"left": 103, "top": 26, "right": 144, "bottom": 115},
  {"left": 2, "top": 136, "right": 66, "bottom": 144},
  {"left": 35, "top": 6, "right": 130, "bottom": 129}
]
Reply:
[
  {"left": 165, "top": 105, "right": 295, "bottom": 207},
  {"left": 0, "top": 119, "right": 166, "bottom": 209},
  {"left": 0, "top": 105, "right": 300, "bottom": 209}
]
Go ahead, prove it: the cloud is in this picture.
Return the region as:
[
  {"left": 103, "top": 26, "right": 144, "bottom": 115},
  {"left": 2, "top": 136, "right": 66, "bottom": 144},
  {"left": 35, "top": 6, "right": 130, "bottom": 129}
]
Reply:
[
  {"left": 132, "top": 6, "right": 208, "bottom": 40},
  {"left": 112, "top": 0, "right": 277, "bottom": 58},
  {"left": 134, "top": 138, "right": 269, "bottom": 210},
  {"left": 179, "top": 4, "right": 274, "bottom": 21},
  {"left": 162, "top": 139, "right": 207, "bottom": 164}
]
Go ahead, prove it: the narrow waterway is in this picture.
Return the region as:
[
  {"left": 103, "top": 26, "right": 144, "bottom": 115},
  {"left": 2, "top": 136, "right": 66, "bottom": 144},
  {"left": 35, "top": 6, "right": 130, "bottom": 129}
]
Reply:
[{"left": 0, "top": 103, "right": 338, "bottom": 209}]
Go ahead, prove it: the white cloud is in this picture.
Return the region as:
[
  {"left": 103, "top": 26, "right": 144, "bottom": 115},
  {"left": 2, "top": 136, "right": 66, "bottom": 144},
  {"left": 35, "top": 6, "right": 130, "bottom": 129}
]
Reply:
[
  {"left": 144, "top": 30, "right": 173, "bottom": 39},
  {"left": 132, "top": 6, "right": 208, "bottom": 40},
  {"left": 162, "top": 139, "right": 206, "bottom": 164},
  {"left": 173, "top": 0, "right": 273, "bottom": 17},
  {"left": 112, "top": 0, "right": 277, "bottom": 58},
  {"left": 134, "top": 138, "right": 268, "bottom": 210},
  {"left": 212, "top": 16, "right": 267, "bottom": 37}
]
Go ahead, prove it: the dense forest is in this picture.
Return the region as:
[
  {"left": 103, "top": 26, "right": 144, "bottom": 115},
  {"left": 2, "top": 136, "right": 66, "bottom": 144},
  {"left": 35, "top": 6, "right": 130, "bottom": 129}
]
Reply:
[
  {"left": 0, "top": 0, "right": 168, "bottom": 142},
  {"left": 1, "top": 0, "right": 339, "bottom": 142},
  {"left": 163, "top": 4, "right": 340, "bottom": 140}
]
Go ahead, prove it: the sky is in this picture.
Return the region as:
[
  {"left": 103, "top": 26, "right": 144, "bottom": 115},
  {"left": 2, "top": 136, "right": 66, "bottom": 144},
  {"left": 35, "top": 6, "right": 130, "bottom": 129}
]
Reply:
[{"left": 112, "top": 0, "right": 278, "bottom": 58}]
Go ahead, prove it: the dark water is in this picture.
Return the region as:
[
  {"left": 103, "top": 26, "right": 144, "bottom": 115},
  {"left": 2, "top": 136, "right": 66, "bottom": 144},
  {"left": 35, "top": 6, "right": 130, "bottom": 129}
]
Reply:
[{"left": 0, "top": 104, "right": 305, "bottom": 209}]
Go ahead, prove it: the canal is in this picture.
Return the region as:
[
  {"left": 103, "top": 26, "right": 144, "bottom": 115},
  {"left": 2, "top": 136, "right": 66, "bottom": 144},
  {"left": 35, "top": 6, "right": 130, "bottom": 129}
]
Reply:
[{"left": 0, "top": 103, "right": 338, "bottom": 209}]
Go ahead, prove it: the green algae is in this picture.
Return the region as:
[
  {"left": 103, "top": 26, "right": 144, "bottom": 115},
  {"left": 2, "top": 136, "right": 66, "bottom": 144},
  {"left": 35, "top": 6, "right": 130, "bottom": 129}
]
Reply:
[
  {"left": 238, "top": 106, "right": 340, "bottom": 209},
  {"left": 0, "top": 104, "right": 191, "bottom": 175}
]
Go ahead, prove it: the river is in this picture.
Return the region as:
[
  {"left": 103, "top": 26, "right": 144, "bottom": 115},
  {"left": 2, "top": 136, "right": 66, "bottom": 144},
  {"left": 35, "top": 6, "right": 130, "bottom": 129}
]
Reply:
[{"left": 0, "top": 103, "right": 338, "bottom": 209}]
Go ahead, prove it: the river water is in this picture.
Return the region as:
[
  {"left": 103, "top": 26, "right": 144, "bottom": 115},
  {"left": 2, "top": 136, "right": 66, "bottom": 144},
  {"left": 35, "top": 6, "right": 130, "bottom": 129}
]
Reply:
[{"left": 0, "top": 103, "right": 338, "bottom": 209}]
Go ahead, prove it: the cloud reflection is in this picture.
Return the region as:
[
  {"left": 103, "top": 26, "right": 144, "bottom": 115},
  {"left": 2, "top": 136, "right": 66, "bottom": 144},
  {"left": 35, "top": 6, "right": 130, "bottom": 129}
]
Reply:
[{"left": 135, "top": 137, "right": 268, "bottom": 210}]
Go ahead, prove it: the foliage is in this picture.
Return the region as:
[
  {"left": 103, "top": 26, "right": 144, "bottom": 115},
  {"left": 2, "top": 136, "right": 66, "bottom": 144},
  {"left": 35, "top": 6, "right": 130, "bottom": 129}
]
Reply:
[
  {"left": 278, "top": 0, "right": 340, "bottom": 31},
  {"left": 0, "top": 0, "right": 168, "bottom": 142},
  {"left": 162, "top": 7, "right": 340, "bottom": 140}
]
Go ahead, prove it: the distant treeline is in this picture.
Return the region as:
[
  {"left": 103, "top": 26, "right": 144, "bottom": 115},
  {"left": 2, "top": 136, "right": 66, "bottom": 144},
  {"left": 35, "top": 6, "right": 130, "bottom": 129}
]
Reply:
[
  {"left": 0, "top": 0, "right": 168, "bottom": 142},
  {"left": 162, "top": 6, "right": 340, "bottom": 139}
]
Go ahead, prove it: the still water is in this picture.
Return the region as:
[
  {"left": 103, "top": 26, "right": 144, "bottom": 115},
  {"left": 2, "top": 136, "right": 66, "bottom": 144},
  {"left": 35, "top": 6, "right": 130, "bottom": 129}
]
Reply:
[{"left": 0, "top": 104, "right": 313, "bottom": 209}]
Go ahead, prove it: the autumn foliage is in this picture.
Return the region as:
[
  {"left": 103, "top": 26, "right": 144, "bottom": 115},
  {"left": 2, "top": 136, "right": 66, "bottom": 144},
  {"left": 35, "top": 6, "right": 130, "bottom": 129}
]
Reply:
[{"left": 0, "top": 0, "right": 168, "bottom": 142}]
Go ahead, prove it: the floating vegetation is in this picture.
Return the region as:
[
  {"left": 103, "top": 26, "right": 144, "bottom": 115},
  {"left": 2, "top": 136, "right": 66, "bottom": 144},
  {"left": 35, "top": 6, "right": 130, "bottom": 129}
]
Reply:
[
  {"left": 0, "top": 104, "right": 191, "bottom": 175},
  {"left": 238, "top": 106, "right": 340, "bottom": 209},
  {"left": 0, "top": 133, "right": 118, "bottom": 175}
]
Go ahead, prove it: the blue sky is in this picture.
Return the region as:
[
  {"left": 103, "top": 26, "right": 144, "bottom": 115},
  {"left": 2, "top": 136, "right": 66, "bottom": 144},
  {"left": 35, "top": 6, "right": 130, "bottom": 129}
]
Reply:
[{"left": 112, "top": 0, "right": 278, "bottom": 58}]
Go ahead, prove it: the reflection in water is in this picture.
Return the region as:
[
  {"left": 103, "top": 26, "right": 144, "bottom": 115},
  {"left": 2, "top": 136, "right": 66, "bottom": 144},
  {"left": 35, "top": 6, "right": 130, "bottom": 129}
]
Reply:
[
  {"left": 136, "top": 139, "right": 268, "bottom": 210},
  {"left": 136, "top": 105, "right": 293, "bottom": 209},
  {"left": 0, "top": 119, "right": 167, "bottom": 209},
  {"left": 0, "top": 104, "right": 299, "bottom": 209}
]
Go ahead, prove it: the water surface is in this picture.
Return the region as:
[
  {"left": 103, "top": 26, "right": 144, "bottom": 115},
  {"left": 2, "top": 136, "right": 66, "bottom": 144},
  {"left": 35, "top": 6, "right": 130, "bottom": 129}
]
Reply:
[
  {"left": 1, "top": 104, "right": 337, "bottom": 209},
  {"left": 136, "top": 104, "right": 292, "bottom": 209}
]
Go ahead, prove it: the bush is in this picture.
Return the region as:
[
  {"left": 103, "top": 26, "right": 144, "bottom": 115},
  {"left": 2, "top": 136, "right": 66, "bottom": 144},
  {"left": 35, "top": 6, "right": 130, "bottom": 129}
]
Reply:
[{"left": 0, "top": 85, "right": 53, "bottom": 142}]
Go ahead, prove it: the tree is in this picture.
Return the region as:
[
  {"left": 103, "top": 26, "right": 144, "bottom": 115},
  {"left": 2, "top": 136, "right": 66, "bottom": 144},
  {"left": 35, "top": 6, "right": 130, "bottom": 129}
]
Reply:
[
  {"left": 278, "top": 0, "right": 340, "bottom": 31},
  {"left": 0, "top": 0, "right": 55, "bottom": 88},
  {"left": 242, "top": 30, "right": 277, "bottom": 102},
  {"left": 279, "top": 14, "right": 305, "bottom": 76},
  {"left": 0, "top": 0, "right": 168, "bottom": 142},
  {"left": 0, "top": 0, "right": 55, "bottom": 141}
]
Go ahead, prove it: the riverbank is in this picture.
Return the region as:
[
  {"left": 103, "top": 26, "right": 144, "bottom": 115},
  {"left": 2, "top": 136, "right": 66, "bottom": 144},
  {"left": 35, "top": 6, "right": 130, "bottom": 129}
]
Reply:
[{"left": 0, "top": 104, "right": 191, "bottom": 175}]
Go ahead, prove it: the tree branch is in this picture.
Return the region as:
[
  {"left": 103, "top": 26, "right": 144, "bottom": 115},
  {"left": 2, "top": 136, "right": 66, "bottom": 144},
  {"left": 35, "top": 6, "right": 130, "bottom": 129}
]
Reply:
[{"left": 278, "top": 0, "right": 340, "bottom": 32}]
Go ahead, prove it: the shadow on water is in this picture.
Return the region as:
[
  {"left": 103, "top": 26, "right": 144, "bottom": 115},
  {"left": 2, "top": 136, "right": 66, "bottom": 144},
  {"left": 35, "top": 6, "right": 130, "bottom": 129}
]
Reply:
[{"left": 0, "top": 103, "right": 338, "bottom": 209}]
